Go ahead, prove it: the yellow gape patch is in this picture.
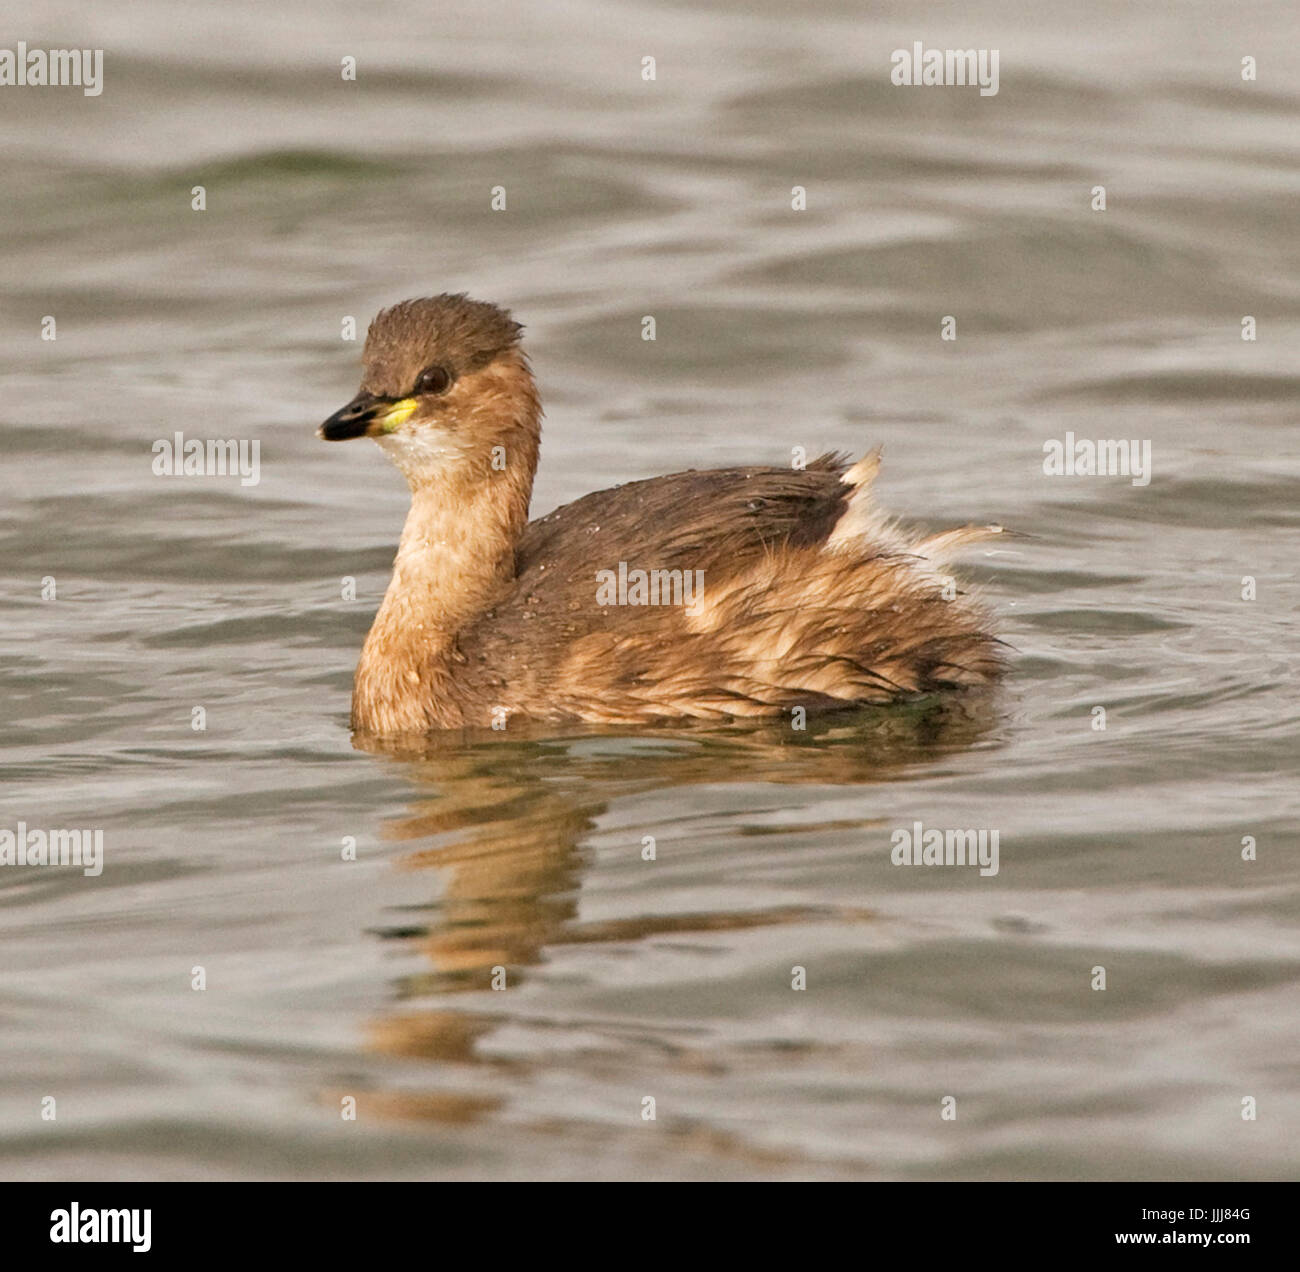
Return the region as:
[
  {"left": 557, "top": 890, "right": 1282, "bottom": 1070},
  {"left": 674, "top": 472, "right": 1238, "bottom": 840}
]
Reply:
[{"left": 377, "top": 399, "right": 418, "bottom": 433}]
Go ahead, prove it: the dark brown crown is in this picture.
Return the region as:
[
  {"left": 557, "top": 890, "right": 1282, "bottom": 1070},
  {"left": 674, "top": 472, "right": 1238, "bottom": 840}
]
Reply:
[{"left": 361, "top": 294, "right": 524, "bottom": 397}]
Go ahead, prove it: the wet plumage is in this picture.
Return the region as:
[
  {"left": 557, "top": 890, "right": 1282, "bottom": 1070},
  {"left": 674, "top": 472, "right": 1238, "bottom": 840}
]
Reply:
[{"left": 319, "top": 295, "right": 1005, "bottom": 734}]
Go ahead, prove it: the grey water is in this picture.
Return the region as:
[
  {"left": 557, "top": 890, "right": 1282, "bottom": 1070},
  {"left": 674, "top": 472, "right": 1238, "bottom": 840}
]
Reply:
[{"left": 1, "top": 0, "right": 1297, "bottom": 1179}]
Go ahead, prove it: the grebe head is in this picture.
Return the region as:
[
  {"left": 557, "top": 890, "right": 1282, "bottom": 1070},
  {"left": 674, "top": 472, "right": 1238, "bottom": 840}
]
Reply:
[{"left": 318, "top": 293, "right": 539, "bottom": 489}]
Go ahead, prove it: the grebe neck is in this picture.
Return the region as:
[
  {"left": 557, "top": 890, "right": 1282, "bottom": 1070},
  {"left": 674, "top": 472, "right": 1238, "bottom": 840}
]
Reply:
[{"left": 352, "top": 389, "right": 539, "bottom": 732}]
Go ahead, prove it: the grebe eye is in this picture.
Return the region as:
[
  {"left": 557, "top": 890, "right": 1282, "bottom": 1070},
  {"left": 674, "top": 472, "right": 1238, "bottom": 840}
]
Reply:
[{"left": 415, "top": 365, "right": 451, "bottom": 394}]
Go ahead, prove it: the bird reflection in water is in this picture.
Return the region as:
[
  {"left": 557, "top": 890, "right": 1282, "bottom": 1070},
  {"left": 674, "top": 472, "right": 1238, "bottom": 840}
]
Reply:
[{"left": 347, "top": 698, "right": 999, "bottom": 1149}]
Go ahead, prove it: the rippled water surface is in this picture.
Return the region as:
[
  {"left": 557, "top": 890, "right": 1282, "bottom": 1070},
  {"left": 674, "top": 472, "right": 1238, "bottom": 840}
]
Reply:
[{"left": 2, "top": 0, "right": 1298, "bottom": 1179}]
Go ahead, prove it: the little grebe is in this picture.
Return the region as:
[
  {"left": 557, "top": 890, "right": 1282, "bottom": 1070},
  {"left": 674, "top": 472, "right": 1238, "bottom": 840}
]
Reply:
[{"left": 319, "top": 294, "right": 1004, "bottom": 734}]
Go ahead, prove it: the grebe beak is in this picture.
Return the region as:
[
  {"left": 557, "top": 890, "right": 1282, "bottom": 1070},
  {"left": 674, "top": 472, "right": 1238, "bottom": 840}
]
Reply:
[{"left": 318, "top": 392, "right": 419, "bottom": 441}]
